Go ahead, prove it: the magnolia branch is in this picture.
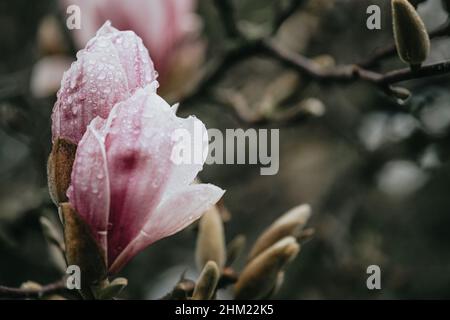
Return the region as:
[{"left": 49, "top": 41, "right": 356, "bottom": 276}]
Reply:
[
  {"left": 260, "top": 39, "right": 450, "bottom": 86},
  {"left": 0, "top": 279, "right": 66, "bottom": 299},
  {"left": 359, "top": 20, "right": 450, "bottom": 68},
  {"left": 181, "top": 37, "right": 450, "bottom": 116},
  {"left": 180, "top": 4, "right": 450, "bottom": 121}
]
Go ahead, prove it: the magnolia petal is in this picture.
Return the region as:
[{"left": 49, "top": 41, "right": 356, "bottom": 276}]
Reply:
[
  {"left": 61, "top": 0, "right": 200, "bottom": 84},
  {"left": 163, "top": 115, "right": 208, "bottom": 199},
  {"left": 67, "top": 117, "right": 110, "bottom": 254},
  {"left": 89, "top": 21, "right": 157, "bottom": 90},
  {"left": 103, "top": 88, "right": 177, "bottom": 264},
  {"left": 109, "top": 183, "right": 224, "bottom": 274},
  {"left": 52, "top": 40, "right": 129, "bottom": 144},
  {"left": 51, "top": 21, "right": 157, "bottom": 144}
]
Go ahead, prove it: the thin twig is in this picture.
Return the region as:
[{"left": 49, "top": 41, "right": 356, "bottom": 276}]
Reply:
[
  {"left": 260, "top": 39, "right": 450, "bottom": 86},
  {"left": 0, "top": 279, "right": 66, "bottom": 299},
  {"left": 179, "top": 2, "right": 450, "bottom": 124},
  {"left": 180, "top": 40, "right": 264, "bottom": 105}
]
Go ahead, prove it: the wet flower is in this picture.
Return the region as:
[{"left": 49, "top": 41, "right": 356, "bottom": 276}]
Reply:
[
  {"left": 51, "top": 21, "right": 158, "bottom": 145},
  {"left": 62, "top": 0, "right": 203, "bottom": 95},
  {"left": 67, "top": 85, "right": 224, "bottom": 274}
]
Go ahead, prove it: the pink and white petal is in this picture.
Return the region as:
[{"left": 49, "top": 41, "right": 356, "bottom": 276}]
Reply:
[
  {"left": 109, "top": 183, "right": 224, "bottom": 274},
  {"left": 104, "top": 89, "right": 177, "bottom": 264},
  {"left": 51, "top": 40, "right": 129, "bottom": 144},
  {"left": 67, "top": 117, "right": 110, "bottom": 255},
  {"left": 163, "top": 115, "right": 208, "bottom": 199},
  {"left": 90, "top": 21, "right": 158, "bottom": 91},
  {"left": 105, "top": 29, "right": 158, "bottom": 90}
]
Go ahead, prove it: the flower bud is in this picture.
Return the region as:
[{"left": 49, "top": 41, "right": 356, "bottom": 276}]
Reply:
[
  {"left": 192, "top": 261, "right": 220, "bottom": 300},
  {"left": 60, "top": 202, "right": 107, "bottom": 299},
  {"left": 392, "top": 0, "right": 430, "bottom": 68},
  {"left": 37, "top": 15, "right": 67, "bottom": 55},
  {"left": 248, "top": 204, "right": 310, "bottom": 261},
  {"left": 235, "top": 237, "right": 300, "bottom": 300},
  {"left": 196, "top": 206, "right": 226, "bottom": 270},
  {"left": 226, "top": 235, "right": 246, "bottom": 267},
  {"left": 47, "top": 138, "right": 77, "bottom": 206},
  {"left": 51, "top": 21, "right": 158, "bottom": 145}
]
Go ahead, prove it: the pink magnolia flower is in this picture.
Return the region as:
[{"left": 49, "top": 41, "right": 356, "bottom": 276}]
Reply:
[
  {"left": 67, "top": 85, "right": 224, "bottom": 274},
  {"left": 62, "top": 0, "right": 202, "bottom": 90},
  {"left": 52, "top": 21, "right": 158, "bottom": 144}
]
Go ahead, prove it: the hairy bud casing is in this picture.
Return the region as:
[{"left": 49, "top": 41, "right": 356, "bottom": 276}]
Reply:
[
  {"left": 392, "top": 0, "right": 430, "bottom": 67},
  {"left": 248, "top": 204, "right": 310, "bottom": 261},
  {"left": 235, "top": 237, "right": 300, "bottom": 300},
  {"left": 192, "top": 261, "right": 220, "bottom": 300},
  {"left": 47, "top": 138, "right": 77, "bottom": 205},
  {"left": 196, "top": 206, "right": 226, "bottom": 270}
]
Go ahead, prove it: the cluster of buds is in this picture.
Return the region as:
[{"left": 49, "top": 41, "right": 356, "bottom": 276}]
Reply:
[
  {"left": 46, "top": 22, "right": 224, "bottom": 299},
  {"left": 168, "top": 204, "right": 313, "bottom": 300}
]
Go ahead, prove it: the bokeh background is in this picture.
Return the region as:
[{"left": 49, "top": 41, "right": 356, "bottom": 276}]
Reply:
[{"left": 1, "top": 0, "right": 450, "bottom": 299}]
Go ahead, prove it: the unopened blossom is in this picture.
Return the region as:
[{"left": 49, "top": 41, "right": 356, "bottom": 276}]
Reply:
[
  {"left": 62, "top": 0, "right": 203, "bottom": 91},
  {"left": 52, "top": 21, "right": 158, "bottom": 144},
  {"left": 67, "top": 86, "right": 224, "bottom": 274}
]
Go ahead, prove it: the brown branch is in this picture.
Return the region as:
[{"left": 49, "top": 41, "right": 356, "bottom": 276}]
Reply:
[
  {"left": 379, "top": 61, "right": 450, "bottom": 84},
  {"left": 260, "top": 39, "right": 450, "bottom": 86},
  {"left": 180, "top": 37, "right": 450, "bottom": 123},
  {"left": 180, "top": 40, "right": 264, "bottom": 105},
  {"left": 359, "top": 20, "right": 450, "bottom": 69},
  {"left": 0, "top": 279, "right": 66, "bottom": 299},
  {"left": 178, "top": 5, "right": 450, "bottom": 123}
]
